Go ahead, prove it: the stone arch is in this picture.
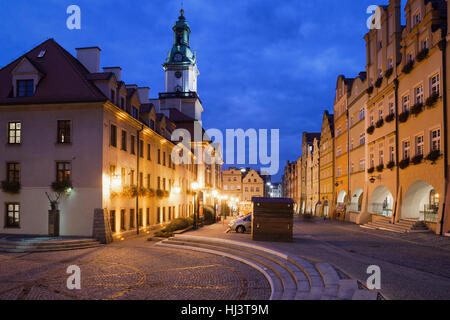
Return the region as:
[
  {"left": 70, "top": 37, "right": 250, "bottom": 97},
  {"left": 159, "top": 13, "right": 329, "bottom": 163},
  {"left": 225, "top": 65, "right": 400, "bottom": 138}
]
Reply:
[
  {"left": 337, "top": 190, "right": 347, "bottom": 204},
  {"left": 350, "top": 188, "right": 364, "bottom": 212},
  {"left": 401, "top": 180, "right": 439, "bottom": 221},
  {"left": 368, "top": 186, "right": 394, "bottom": 217}
]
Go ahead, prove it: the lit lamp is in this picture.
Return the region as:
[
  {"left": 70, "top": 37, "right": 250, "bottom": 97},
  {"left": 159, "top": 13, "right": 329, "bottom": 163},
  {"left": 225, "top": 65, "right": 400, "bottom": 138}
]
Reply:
[{"left": 111, "top": 174, "right": 122, "bottom": 192}]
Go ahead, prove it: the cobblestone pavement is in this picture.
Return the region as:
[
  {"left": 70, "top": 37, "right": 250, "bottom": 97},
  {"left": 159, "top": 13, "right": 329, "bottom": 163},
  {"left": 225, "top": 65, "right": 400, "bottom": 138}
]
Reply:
[
  {"left": 192, "top": 217, "right": 450, "bottom": 300},
  {"left": 0, "top": 238, "right": 270, "bottom": 300}
]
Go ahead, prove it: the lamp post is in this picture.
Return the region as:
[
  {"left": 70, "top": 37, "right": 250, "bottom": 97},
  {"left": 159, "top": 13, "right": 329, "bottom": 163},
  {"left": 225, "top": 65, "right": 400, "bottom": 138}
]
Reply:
[
  {"left": 191, "top": 182, "right": 200, "bottom": 229},
  {"left": 212, "top": 190, "right": 218, "bottom": 223}
]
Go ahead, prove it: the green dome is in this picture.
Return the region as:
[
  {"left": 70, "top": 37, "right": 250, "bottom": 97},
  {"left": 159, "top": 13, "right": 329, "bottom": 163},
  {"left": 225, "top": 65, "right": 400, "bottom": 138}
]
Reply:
[{"left": 164, "top": 10, "right": 196, "bottom": 67}]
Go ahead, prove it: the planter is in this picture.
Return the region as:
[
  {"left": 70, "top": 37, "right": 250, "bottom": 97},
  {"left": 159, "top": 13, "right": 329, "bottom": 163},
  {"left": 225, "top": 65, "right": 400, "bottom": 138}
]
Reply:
[
  {"left": 122, "top": 185, "right": 138, "bottom": 198},
  {"left": 385, "top": 113, "right": 395, "bottom": 123},
  {"left": 416, "top": 48, "right": 429, "bottom": 62},
  {"left": 425, "top": 150, "right": 441, "bottom": 163},
  {"left": 375, "top": 77, "right": 383, "bottom": 88},
  {"left": 399, "top": 111, "right": 409, "bottom": 123},
  {"left": 367, "top": 125, "right": 375, "bottom": 135},
  {"left": 51, "top": 180, "right": 72, "bottom": 193},
  {"left": 399, "top": 159, "right": 410, "bottom": 170},
  {"left": 384, "top": 68, "right": 393, "bottom": 79},
  {"left": 426, "top": 93, "right": 439, "bottom": 108},
  {"left": 156, "top": 189, "right": 165, "bottom": 198},
  {"left": 367, "top": 167, "right": 375, "bottom": 174},
  {"left": 376, "top": 164, "right": 384, "bottom": 173},
  {"left": 376, "top": 119, "right": 384, "bottom": 128},
  {"left": 1, "top": 180, "right": 21, "bottom": 194},
  {"left": 387, "top": 161, "right": 395, "bottom": 170},
  {"left": 402, "top": 61, "right": 414, "bottom": 74},
  {"left": 411, "top": 103, "right": 424, "bottom": 116},
  {"left": 367, "top": 86, "right": 374, "bottom": 95},
  {"left": 412, "top": 154, "right": 424, "bottom": 165}
]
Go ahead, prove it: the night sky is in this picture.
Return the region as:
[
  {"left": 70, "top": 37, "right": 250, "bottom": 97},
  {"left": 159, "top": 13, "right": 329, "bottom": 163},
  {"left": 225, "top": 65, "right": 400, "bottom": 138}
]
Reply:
[{"left": 0, "top": 0, "right": 398, "bottom": 181}]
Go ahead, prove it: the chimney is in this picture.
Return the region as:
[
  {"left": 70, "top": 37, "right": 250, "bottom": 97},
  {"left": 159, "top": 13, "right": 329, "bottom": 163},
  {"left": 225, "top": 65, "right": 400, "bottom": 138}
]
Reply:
[
  {"left": 137, "top": 87, "right": 150, "bottom": 104},
  {"left": 76, "top": 47, "right": 101, "bottom": 73},
  {"left": 103, "top": 67, "right": 122, "bottom": 81}
]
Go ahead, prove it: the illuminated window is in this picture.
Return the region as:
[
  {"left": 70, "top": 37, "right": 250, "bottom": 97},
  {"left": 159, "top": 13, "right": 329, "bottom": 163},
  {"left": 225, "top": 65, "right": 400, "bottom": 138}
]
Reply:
[
  {"left": 431, "top": 74, "right": 440, "bottom": 96},
  {"left": 57, "top": 120, "right": 71, "bottom": 144},
  {"left": 8, "top": 122, "right": 21, "bottom": 144},
  {"left": 56, "top": 162, "right": 71, "bottom": 183},
  {"left": 5, "top": 203, "right": 20, "bottom": 228},
  {"left": 431, "top": 129, "right": 441, "bottom": 152}
]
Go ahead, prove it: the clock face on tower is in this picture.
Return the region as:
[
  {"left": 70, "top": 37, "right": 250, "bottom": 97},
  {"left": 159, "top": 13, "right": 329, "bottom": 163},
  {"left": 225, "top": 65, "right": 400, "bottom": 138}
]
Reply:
[
  {"left": 174, "top": 53, "right": 183, "bottom": 62},
  {"left": 175, "top": 71, "right": 182, "bottom": 79}
]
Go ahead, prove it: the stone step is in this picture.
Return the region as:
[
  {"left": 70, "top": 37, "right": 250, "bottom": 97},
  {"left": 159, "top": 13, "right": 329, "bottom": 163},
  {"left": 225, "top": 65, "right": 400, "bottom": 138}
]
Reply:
[{"left": 0, "top": 239, "right": 101, "bottom": 253}]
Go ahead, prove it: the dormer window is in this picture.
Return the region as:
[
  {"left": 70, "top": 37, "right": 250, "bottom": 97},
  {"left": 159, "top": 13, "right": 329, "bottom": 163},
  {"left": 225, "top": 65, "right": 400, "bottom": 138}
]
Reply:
[
  {"left": 17, "top": 80, "right": 34, "bottom": 97},
  {"left": 131, "top": 107, "right": 138, "bottom": 118},
  {"left": 111, "top": 90, "right": 115, "bottom": 103},
  {"left": 120, "top": 97, "right": 125, "bottom": 109},
  {"left": 412, "top": 12, "right": 421, "bottom": 27}
]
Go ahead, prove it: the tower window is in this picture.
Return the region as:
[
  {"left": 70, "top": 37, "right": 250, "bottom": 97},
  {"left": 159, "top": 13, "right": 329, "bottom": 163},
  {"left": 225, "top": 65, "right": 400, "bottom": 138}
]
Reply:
[{"left": 17, "top": 80, "right": 34, "bottom": 97}]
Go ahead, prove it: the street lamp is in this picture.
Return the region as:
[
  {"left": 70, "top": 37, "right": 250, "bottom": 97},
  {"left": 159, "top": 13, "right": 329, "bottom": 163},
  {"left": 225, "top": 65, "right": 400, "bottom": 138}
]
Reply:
[
  {"left": 191, "top": 182, "right": 200, "bottom": 229},
  {"left": 212, "top": 190, "right": 218, "bottom": 223}
]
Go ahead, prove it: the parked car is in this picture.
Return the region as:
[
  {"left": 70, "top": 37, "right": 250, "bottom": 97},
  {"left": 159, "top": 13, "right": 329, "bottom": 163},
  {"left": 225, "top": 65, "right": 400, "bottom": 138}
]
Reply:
[{"left": 229, "top": 214, "right": 252, "bottom": 233}]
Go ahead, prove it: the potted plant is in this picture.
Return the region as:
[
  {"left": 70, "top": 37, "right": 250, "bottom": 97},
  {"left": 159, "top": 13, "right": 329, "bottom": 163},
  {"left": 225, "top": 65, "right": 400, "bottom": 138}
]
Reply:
[
  {"left": 1, "top": 180, "right": 21, "bottom": 194},
  {"left": 416, "top": 48, "right": 429, "bottom": 62},
  {"left": 399, "top": 158, "right": 410, "bottom": 170},
  {"left": 376, "top": 119, "right": 384, "bottom": 128},
  {"left": 367, "top": 86, "right": 374, "bottom": 95},
  {"left": 426, "top": 93, "right": 439, "bottom": 108},
  {"left": 385, "top": 113, "right": 395, "bottom": 123},
  {"left": 147, "top": 188, "right": 156, "bottom": 197},
  {"left": 402, "top": 61, "right": 414, "bottom": 74},
  {"left": 399, "top": 111, "right": 409, "bottom": 123},
  {"left": 375, "top": 77, "right": 383, "bottom": 88},
  {"left": 425, "top": 150, "right": 441, "bottom": 163},
  {"left": 367, "top": 125, "right": 375, "bottom": 135},
  {"left": 367, "top": 167, "right": 375, "bottom": 174},
  {"left": 412, "top": 154, "right": 424, "bottom": 165},
  {"left": 385, "top": 67, "right": 393, "bottom": 79},
  {"left": 387, "top": 161, "right": 395, "bottom": 170},
  {"left": 411, "top": 102, "right": 424, "bottom": 116},
  {"left": 156, "top": 189, "right": 165, "bottom": 198},
  {"left": 51, "top": 180, "right": 72, "bottom": 193},
  {"left": 376, "top": 164, "right": 384, "bottom": 172}
]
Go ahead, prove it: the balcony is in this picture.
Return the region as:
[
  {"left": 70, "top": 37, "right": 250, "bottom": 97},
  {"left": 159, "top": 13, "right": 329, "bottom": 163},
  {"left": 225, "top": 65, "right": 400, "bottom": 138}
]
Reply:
[{"left": 159, "top": 92, "right": 199, "bottom": 100}]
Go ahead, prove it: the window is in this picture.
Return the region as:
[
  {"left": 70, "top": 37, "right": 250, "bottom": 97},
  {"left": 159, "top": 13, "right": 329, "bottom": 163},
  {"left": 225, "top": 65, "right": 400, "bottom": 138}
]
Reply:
[
  {"left": 379, "top": 108, "right": 384, "bottom": 121},
  {"left": 431, "top": 74, "right": 440, "bottom": 96},
  {"left": 5, "top": 203, "right": 20, "bottom": 228},
  {"left": 370, "top": 154, "right": 375, "bottom": 168},
  {"left": 130, "top": 170, "right": 135, "bottom": 185},
  {"left": 56, "top": 162, "right": 71, "bottom": 182},
  {"left": 139, "top": 209, "right": 143, "bottom": 227},
  {"left": 431, "top": 129, "right": 441, "bottom": 152},
  {"left": 157, "top": 177, "right": 161, "bottom": 189},
  {"left": 163, "top": 207, "right": 166, "bottom": 222},
  {"left": 121, "top": 168, "right": 126, "bottom": 185},
  {"left": 359, "top": 108, "right": 365, "bottom": 121},
  {"left": 111, "top": 90, "right": 115, "bottom": 103},
  {"left": 110, "top": 124, "right": 117, "bottom": 147},
  {"left": 147, "top": 174, "right": 151, "bottom": 188},
  {"left": 130, "top": 209, "right": 135, "bottom": 228},
  {"left": 132, "top": 107, "right": 138, "bottom": 118},
  {"left": 157, "top": 207, "right": 161, "bottom": 223},
  {"left": 336, "top": 146, "right": 342, "bottom": 157},
  {"left": 413, "top": 11, "right": 421, "bottom": 27},
  {"left": 56, "top": 120, "right": 71, "bottom": 144},
  {"left": 415, "top": 85, "right": 424, "bottom": 104},
  {"left": 403, "top": 141, "right": 411, "bottom": 160},
  {"left": 359, "top": 159, "right": 365, "bottom": 171},
  {"left": 146, "top": 208, "right": 150, "bottom": 226},
  {"left": 121, "top": 131, "right": 127, "bottom": 151},
  {"left": 370, "top": 114, "right": 374, "bottom": 126},
  {"left": 120, "top": 209, "right": 126, "bottom": 231},
  {"left": 163, "top": 178, "right": 166, "bottom": 190},
  {"left": 6, "top": 163, "right": 20, "bottom": 183},
  {"left": 402, "top": 95, "right": 410, "bottom": 112},
  {"left": 130, "top": 135, "right": 136, "bottom": 155},
  {"left": 163, "top": 152, "right": 166, "bottom": 166},
  {"left": 421, "top": 39, "right": 429, "bottom": 50},
  {"left": 147, "top": 144, "right": 151, "bottom": 161},
  {"left": 337, "top": 167, "right": 342, "bottom": 177},
  {"left": 139, "top": 172, "right": 143, "bottom": 187},
  {"left": 387, "top": 58, "right": 393, "bottom": 69},
  {"left": 17, "top": 80, "right": 34, "bottom": 97},
  {"left": 120, "top": 97, "right": 125, "bottom": 109},
  {"left": 110, "top": 210, "right": 116, "bottom": 233},
  {"left": 415, "top": 135, "right": 424, "bottom": 156},
  {"left": 8, "top": 122, "right": 21, "bottom": 144},
  {"left": 379, "top": 150, "right": 384, "bottom": 165},
  {"left": 158, "top": 149, "right": 161, "bottom": 164},
  {"left": 389, "top": 102, "right": 395, "bottom": 116},
  {"left": 389, "top": 146, "right": 395, "bottom": 162},
  {"left": 139, "top": 140, "right": 144, "bottom": 158}
]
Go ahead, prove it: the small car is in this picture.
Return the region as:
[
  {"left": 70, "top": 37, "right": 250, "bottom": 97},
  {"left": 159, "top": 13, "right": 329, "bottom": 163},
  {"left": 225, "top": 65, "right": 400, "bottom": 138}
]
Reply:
[{"left": 229, "top": 214, "right": 252, "bottom": 233}]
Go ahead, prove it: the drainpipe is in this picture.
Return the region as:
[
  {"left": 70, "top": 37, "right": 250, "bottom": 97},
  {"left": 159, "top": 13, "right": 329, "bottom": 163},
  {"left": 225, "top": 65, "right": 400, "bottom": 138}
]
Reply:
[
  {"left": 439, "top": 28, "right": 448, "bottom": 236},
  {"left": 136, "top": 125, "right": 144, "bottom": 235},
  {"left": 394, "top": 77, "right": 400, "bottom": 224}
]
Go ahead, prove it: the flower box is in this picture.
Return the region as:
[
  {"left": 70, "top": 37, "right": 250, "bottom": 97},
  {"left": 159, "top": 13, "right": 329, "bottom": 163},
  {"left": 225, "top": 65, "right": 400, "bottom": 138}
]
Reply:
[
  {"left": 51, "top": 180, "right": 72, "bottom": 193},
  {"left": 426, "top": 93, "right": 439, "bottom": 108},
  {"left": 385, "top": 113, "right": 395, "bottom": 123},
  {"left": 376, "top": 164, "right": 384, "bottom": 172},
  {"left": 411, "top": 102, "right": 424, "bottom": 116},
  {"left": 367, "top": 167, "right": 375, "bottom": 174},
  {"left": 387, "top": 161, "right": 395, "bottom": 170},
  {"left": 412, "top": 154, "right": 424, "bottom": 165},
  {"left": 384, "top": 68, "right": 393, "bottom": 79},
  {"left": 367, "top": 86, "right": 374, "bottom": 95},
  {"left": 375, "top": 77, "right": 383, "bottom": 88},
  {"left": 399, "top": 111, "right": 409, "bottom": 123},
  {"left": 367, "top": 125, "right": 375, "bottom": 135},
  {"left": 402, "top": 61, "right": 414, "bottom": 74},
  {"left": 1, "top": 180, "right": 21, "bottom": 194},
  {"left": 416, "top": 48, "right": 429, "bottom": 62},
  {"left": 399, "top": 158, "right": 410, "bottom": 170},
  {"left": 425, "top": 150, "right": 441, "bottom": 163},
  {"left": 376, "top": 119, "right": 384, "bottom": 128}
]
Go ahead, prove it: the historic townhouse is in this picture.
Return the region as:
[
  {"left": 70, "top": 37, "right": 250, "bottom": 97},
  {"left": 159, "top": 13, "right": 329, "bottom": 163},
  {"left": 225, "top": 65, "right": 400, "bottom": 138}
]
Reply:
[
  {"left": 333, "top": 76, "right": 352, "bottom": 220},
  {"left": 242, "top": 169, "right": 265, "bottom": 202},
  {"left": 0, "top": 11, "right": 222, "bottom": 238},
  {"left": 318, "top": 111, "right": 335, "bottom": 218},
  {"left": 301, "top": 132, "right": 321, "bottom": 214},
  {"left": 347, "top": 73, "right": 369, "bottom": 224},
  {"left": 222, "top": 167, "right": 243, "bottom": 200}
]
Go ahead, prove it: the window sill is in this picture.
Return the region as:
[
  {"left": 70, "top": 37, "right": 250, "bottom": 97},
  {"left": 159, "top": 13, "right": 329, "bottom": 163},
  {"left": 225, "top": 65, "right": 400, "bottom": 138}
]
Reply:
[
  {"left": 4, "top": 226, "right": 20, "bottom": 229},
  {"left": 6, "top": 143, "right": 21, "bottom": 146},
  {"left": 56, "top": 142, "right": 72, "bottom": 146}
]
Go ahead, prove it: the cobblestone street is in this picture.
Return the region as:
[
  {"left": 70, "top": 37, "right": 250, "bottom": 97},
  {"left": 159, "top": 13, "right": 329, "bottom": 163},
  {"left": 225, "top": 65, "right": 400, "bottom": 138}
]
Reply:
[{"left": 0, "top": 237, "right": 270, "bottom": 300}]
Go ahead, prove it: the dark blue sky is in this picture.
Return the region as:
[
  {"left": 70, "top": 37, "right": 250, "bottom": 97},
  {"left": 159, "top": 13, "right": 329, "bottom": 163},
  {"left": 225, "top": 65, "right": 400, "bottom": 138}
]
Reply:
[{"left": 0, "top": 0, "right": 396, "bottom": 181}]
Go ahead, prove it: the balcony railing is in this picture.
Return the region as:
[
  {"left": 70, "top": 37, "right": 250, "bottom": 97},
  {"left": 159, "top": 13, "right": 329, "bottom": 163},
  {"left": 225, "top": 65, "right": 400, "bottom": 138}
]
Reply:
[
  {"left": 369, "top": 203, "right": 392, "bottom": 217},
  {"left": 159, "top": 92, "right": 199, "bottom": 99},
  {"left": 348, "top": 203, "right": 361, "bottom": 213},
  {"left": 422, "top": 204, "right": 439, "bottom": 223}
]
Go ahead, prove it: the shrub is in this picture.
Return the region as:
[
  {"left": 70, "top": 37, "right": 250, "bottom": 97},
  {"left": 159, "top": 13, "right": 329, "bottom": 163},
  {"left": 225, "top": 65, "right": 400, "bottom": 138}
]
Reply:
[
  {"left": 203, "top": 205, "right": 216, "bottom": 225},
  {"left": 367, "top": 125, "right": 375, "bottom": 135},
  {"left": 154, "top": 217, "right": 194, "bottom": 238},
  {"left": 412, "top": 154, "right": 424, "bottom": 165},
  {"left": 399, "top": 111, "right": 409, "bottom": 123},
  {"left": 385, "top": 113, "right": 395, "bottom": 123},
  {"left": 51, "top": 180, "right": 72, "bottom": 193},
  {"left": 411, "top": 103, "right": 424, "bottom": 116},
  {"left": 416, "top": 48, "right": 429, "bottom": 62},
  {"left": 387, "top": 161, "right": 395, "bottom": 170},
  {"left": 426, "top": 150, "right": 441, "bottom": 163},
  {"left": 367, "top": 167, "right": 375, "bottom": 174},
  {"left": 156, "top": 189, "right": 164, "bottom": 198},
  {"left": 1, "top": 181, "right": 21, "bottom": 194},
  {"left": 375, "top": 77, "right": 383, "bottom": 88},
  {"left": 402, "top": 61, "right": 414, "bottom": 74},
  {"left": 367, "top": 86, "right": 374, "bottom": 95},
  {"left": 122, "top": 185, "right": 138, "bottom": 198},
  {"left": 376, "top": 119, "right": 384, "bottom": 128},
  {"left": 426, "top": 93, "right": 439, "bottom": 108},
  {"left": 385, "top": 68, "right": 393, "bottom": 79},
  {"left": 377, "top": 164, "right": 384, "bottom": 172},
  {"left": 399, "top": 158, "right": 410, "bottom": 170}
]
